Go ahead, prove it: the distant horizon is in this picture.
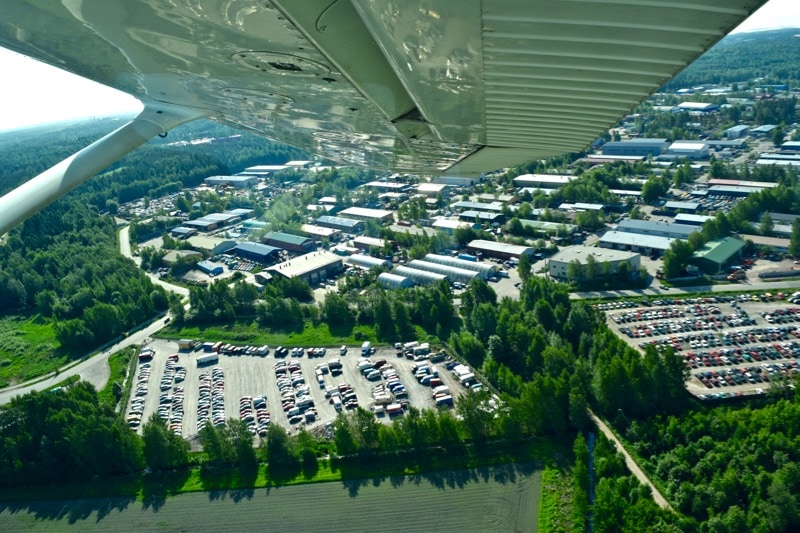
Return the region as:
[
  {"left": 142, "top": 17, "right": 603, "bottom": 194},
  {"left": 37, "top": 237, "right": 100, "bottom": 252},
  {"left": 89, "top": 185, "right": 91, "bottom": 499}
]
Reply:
[{"left": 0, "top": 0, "right": 798, "bottom": 132}]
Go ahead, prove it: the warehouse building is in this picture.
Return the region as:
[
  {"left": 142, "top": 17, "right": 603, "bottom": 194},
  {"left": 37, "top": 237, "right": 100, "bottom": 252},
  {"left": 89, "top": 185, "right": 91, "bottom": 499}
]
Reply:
[
  {"left": 674, "top": 102, "right": 719, "bottom": 113},
  {"left": 264, "top": 231, "right": 316, "bottom": 253},
  {"left": 724, "top": 125, "right": 750, "bottom": 139},
  {"left": 519, "top": 219, "right": 577, "bottom": 236},
  {"left": 300, "top": 223, "right": 341, "bottom": 241},
  {"left": 690, "top": 237, "right": 745, "bottom": 274},
  {"left": 230, "top": 243, "right": 282, "bottom": 263},
  {"left": 364, "top": 180, "right": 412, "bottom": 193},
  {"left": 338, "top": 206, "right": 395, "bottom": 223},
  {"left": 451, "top": 200, "right": 505, "bottom": 213},
  {"left": 548, "top": 246, "right": 640, "bottom": 280},
  {"left": 416, "top": 182, "right": 449, "bottom": 197},
  {"left": 353, "top": 236, "right": 392, "bottom": 252},
  {"left": 316, "top": 215, "right": 365, "bottom": 233},
  {"left": 432, "top": 219, "right": 479, "bottom": 233},
  {"left": 664, "top": 141, "right": 710, "bottom": 160},
  {"left": 467, "top": 240, "right": 534, "bottom": 260},
  {"left": 170, "top": 227, "right": 197, "bottom": 239},
  {"left": 664, "top": 201, "right": 700, "bottom": 213},
  {"left": 599, "top": 231, "right": 676, "bottom": 256},
  {"left": 781, "top": 141, "right": 800, "bottom": 152},
  {"left": 601, "top": 138, "right": 670, "bottom": 157},
  {"left": 407, "top": 260, "right": 480, "bottom": 284},
  {"left": 346, "top": 255, "right": 392, "bottom": 270},
  {"left": 393, "top": 266, "right": 447, "bottom": 285},
  {"left": 197, "top": 260, "right": 224, "bottom": 276},
  {"left": 377, "top": 272, "right": 414, "bottom": 289},
  {"left": 513, "top": 174, "right": 575, "bottom": 189},
  {"left": 182, "top": 218, "right": 220, "bottom": 232},
  {"left": 750, "top": 125, "right": 777, "bottom": 138},
  {"left": 433, "top": 175, "right": 479, "bottom": 187},
  {"left": 267, "top": 251, "right": 343, "bottom": 285},
  {"left": 740, "top": 234, "right": 789, "bottom": 253},
  {"left": 163, "top": 250, "right": 202, "bottom": 265},
  {"left": 459, "top": 210, "right": 505, "bottom": 224},
  {"left": 187, "top": 236, "right": 236, "bottom": 256},
  {"left": 424, "top": 253, "right": 497, "bottom": 279},
  {"left": 225, "top": 208, "right": 255, "bottom": 220},
  {"left": 241, "top": 220, "right": 268, "bottom": 233},
  {"left": 708, "top": 185, "right": 765, "bottom": 197},
  {"left": 204, "top": 175, "right": 259, "bottom": 188},
  {"left": 616, "top": 219, "right": 698, "bottom": 239},
  {"left": 675, "top": 214, "right": 713, "bottom": 226}
]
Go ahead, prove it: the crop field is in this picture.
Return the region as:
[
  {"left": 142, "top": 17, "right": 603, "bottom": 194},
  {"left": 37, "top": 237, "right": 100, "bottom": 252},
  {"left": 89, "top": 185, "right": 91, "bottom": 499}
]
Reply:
[{"left": 0, "top": 464, "right": 541, "bottom": 531}]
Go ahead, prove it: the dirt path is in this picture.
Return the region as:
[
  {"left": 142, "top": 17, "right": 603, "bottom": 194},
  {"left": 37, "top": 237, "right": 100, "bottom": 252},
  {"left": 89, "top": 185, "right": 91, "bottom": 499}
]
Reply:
[{"left": 589, "top": 411, "right": 673, "bottom": 511}]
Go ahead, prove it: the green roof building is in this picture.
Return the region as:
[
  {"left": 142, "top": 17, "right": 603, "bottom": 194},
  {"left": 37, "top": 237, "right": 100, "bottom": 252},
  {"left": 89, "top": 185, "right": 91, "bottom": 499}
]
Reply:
[{"left": 690, "top": 237, "right": 745, "bottom": 274}]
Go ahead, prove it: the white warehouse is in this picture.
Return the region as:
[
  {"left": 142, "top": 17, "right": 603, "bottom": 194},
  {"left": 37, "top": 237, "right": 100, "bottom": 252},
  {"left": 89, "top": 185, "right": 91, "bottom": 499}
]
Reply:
[
  {"left": 424, "top": 253, "right": 496, "bottom": 279},
  {"left": 393, "top": 266, "right": 447, "bottom": 285},
  {"left": 407, "top": 260, "right": 480, "bottom": 284}
]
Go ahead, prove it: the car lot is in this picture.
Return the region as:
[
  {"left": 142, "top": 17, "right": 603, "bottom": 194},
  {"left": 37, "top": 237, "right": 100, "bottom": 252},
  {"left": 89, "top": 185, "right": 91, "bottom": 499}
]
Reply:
[
  {"left": 126, "top": 341, "right": 469, "bottom": 438},
  {"left": 602, "top": 292, "right": 800, "bottom": 399}
]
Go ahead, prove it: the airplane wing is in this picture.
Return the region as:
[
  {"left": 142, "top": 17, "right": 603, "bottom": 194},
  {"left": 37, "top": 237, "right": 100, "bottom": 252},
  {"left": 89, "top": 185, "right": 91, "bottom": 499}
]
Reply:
[{"left": 0, "top": 1, "right": 768, "bottom": 175}]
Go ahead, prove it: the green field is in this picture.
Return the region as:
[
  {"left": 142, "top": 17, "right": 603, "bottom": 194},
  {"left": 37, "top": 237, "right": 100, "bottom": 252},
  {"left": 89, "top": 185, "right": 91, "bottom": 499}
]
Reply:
[
  {"left": 0, "top": 315, "right": 63, "bottom": 388},
  {"left": 162, "top": 320, "right": 378, "bottom": 347},
  {"left": 0, "top": 464, "right": 541, "bottom": 532}
]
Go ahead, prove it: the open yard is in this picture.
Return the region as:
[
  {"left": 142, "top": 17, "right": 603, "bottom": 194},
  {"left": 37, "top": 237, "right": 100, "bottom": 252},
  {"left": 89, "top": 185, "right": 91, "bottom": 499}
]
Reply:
[{"left": 0, "top": 464, "right": 541, "bottom": 532}]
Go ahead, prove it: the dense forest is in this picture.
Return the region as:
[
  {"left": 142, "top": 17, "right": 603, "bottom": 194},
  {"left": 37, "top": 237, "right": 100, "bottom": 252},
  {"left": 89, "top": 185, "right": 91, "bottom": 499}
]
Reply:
[{"left": 663, "top": 28, "right": 800, "bottom": 90}]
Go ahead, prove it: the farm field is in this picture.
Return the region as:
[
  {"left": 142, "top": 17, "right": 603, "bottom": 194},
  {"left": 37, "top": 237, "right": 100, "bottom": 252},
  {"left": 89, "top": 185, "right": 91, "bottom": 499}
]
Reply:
[{"left": 0, "top": 463, "right": 541, "bottom": 531}]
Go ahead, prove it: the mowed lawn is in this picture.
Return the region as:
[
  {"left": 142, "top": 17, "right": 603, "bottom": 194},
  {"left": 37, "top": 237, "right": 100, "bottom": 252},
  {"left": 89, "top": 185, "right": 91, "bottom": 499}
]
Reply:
[
  {"left": 0, "top": 464, "right": 542, "bottom": 532},
  {"left": 0, "top": 315, "right": 62, "bottom": 387}
]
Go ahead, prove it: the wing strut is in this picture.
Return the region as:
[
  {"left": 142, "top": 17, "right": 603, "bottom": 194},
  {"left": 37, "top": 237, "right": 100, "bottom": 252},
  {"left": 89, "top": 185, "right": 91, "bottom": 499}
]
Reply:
[{"left": 0, "top": 102, "right": 208, "bottom": 235}]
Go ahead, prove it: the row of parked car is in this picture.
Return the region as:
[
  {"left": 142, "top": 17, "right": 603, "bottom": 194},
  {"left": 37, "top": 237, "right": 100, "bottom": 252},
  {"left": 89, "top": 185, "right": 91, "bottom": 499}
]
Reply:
[
  {"left": 128, "top": 361, "right": 152, "bottom": 428},
  {"left": 274, "top": 360, "right": 317, "bottom": 425},
  {"left": 239, "top": 395, "right": 270, "bottom": 437},
  {"left": 197, "top": 367, "right": 225, "bottom": 429},
  {"left": 157, "top": 354, "right": 184, "bottom": 435}
]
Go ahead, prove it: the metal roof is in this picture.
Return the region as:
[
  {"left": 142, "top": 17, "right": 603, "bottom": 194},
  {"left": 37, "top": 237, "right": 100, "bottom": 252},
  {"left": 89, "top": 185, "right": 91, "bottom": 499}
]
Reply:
[
  {"left": 692, "top": 237, "right": 745, "bottom": 265},
  {"left": 617, "top": 219, "right": 697, "bottom": 238},
  {"left": 600, "top": 231, "right": 676, "bottom": 251},
  {"left": 264, "top": 231, "right": 314, "bottom": 246},
  {"left": 551, "top": 245, "right": 639, "bottom": 265}
]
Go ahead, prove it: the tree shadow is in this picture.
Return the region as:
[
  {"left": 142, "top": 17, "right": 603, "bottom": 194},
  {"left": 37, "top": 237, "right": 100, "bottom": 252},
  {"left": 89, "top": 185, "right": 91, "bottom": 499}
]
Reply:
[
  {"left": 200, "top": 465, "right": 257, "bottom": 502},
  {"left": 0, "top": 496, "right": 135, "bottom": 525},
  {"left": 140, "top": 468, "right": 191, "bottom": 511}
]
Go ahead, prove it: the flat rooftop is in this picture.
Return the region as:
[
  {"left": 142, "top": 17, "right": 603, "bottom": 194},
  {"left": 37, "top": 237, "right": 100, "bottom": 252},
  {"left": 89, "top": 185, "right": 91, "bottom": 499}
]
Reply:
[
  {"left": 551, "top": 246, "right": 639, "bottom": 265},
  {"left": 268, "top": 251, "right": 342, "bottom": 278}
]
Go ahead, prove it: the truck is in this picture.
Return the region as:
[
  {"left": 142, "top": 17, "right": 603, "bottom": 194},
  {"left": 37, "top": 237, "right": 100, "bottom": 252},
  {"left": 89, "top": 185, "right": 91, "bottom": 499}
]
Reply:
[
  {"left": 458, "top": 253, "right": 477, "bottom": 262},
  {"left": 361, "top": 341, "right": 372, "bottom": 355},
  {"left": 727, "top": 270, "right": 746, "bottom": 281},
  {"left": 196, "top": 353, "right": 219, "bottom": 367},
  {"left": 413, "top": 343, "right": 431, "bottom": 356},
  {"left": 178, "top": 339, "right": 197, "bottom": 351}
]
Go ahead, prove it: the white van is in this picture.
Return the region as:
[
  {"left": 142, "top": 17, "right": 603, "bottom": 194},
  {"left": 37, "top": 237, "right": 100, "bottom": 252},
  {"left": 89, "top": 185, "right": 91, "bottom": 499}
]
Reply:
[{"left": 332, "top": 395, "right": 343, "bottom": 411}]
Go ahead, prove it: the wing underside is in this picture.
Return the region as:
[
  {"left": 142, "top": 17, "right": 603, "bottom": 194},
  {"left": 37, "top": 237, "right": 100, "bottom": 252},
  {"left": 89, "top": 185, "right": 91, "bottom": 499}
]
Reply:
[{"left": 0, "top": 0, "right": 768, "bottom": 175}]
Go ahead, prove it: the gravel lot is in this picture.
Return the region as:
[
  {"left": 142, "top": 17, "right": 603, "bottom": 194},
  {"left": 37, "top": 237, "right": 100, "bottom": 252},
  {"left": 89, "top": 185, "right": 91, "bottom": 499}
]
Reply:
[
  {"left": 602, "top": 292, "right": 800, "bottom": 399},
  {"left": 126, "top": 341, "right": 469, "bottom": 438}
]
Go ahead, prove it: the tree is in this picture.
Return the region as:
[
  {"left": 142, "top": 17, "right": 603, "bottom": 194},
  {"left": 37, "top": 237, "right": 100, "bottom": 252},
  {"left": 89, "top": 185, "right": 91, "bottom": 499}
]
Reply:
[
  {"left": 759, "top": 212, "right": 774, "bottom": 236},
  {"left": 142, "top": 413, "right": 189, "bottom": 471},
  {"left": 518, "top": 253, "right": 532, "bottom": 281},
  {"left": 661, "top": 239, "right": 694, "bottom": 279},
  {"left": 265, "top": 424, "right": 298, "bottom": 473},
  {"left": 790, "top": 218, "right": 800, "bottom": 257},
  {"left": 322, "top": 292, "right": 354, "bottom": 332}
]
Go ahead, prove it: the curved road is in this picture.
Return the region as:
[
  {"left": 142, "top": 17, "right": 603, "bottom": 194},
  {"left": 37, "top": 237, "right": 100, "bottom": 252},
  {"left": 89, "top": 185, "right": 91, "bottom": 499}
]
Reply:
[{"left": 0, "top": 226, "right": 188, "bottom": 405}]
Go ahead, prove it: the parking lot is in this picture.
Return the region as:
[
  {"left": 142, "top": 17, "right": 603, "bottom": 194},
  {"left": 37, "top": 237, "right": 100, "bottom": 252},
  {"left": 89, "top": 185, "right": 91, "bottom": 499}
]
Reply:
[
  {"left": 602, "top": 292, "right": 800, "bottom": 399},
  {"left": 125, "top": 341, "right": 469, "bottom": 439}
]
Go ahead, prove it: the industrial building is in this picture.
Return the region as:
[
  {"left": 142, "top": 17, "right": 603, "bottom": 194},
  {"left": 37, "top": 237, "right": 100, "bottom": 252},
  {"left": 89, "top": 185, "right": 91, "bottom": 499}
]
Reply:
[
  {"left": 616, "top": 219, "right": 698, "bottom": 239},
  {"left": 467, "top": 240, "right": 534, "bottom": 260},
  {"left": 316, "top": 215, "right": 365, "bottom": 233},
  {"left": 241, "top": 220, "right": 268, "bottom": 233},
  {"left": 416, "top": 183, "right": 449, "bottom": 197},
  {"left": 300, "top": 223, "right": 341, "bottom": 241},
  {"left": 163, "top": 250, "right": 202, "bottom": 265},
  {"left": 230, "top": 243, "right": 281, "bottom": 263},
  {"left": 432, "top": 219, "right": 478, "bottom": 233},
  {"left": 267, "top": 251, "right": 343, "bottom": 285},
  {"left": 599, "top": 231, "right": 676, "bottom": 256},
  {"left": 264, "top": 231, "right": 316, "bottom": 253},
  {"left": 204, "top": 175, "right": 259, "bottom": 188},
  {"left": 781, "top": 141, "right": 800, "bottom": 152},
  {"left": 353, "top": 236, "right": 392, "bottom": 252},
  {"left": 197, "top": 260, "right": 224, "bottom": 276},
  {"left": 601, "top": 138, "right": 670, "bottom": 157},
  {"left": 377, "top": 273, "right": 414, "bottom": 289},
  {"left": 664, "top": 201, "right": 700, "bottom": 213},
  {"left": 459, "top": 211, "right": 505, "bottom": 224},
  {"left": 707, "top": 179, "right": 779, "bottom": 189},
  {"left": 665, "top": 141, "right": 710, "bottom": 160},
  {"left": 393, "top": 265, "right": 447, "bottom": 285},
  {"left": 740, "top": 234, "right": 789, "bottom": 253},
  {"left": 451, "top": 200, "right": 505, "bottom": 213},
  {"left": 519, "top": 219, "right": 577, "bottom": 236},
  {"left": 424, "top": 254, "right": 496, "bottom": 279},
  {"left": 407, "top": 260, "right": 480, "bottom": 284},
  {"left": 674, "top": 102, "right": 719, "bottom": 113},
  {"left": 708, "top": 185, "right": 766, "bottom": 197},
  {"left": 182, "top": 218, "right": 220, "bottom": 232},
  {"left": 558, "top": 202, "right": 604, "bottom": 212},
  {"left": 187, "top": 236, "right": 236, "bottom": 256},
  {"left": 433, "top": 175, "right": 479, "bottom": 187},
  {"left": 170, "top": 227, "right": 197, "bottom": 239},
  {"left": 690, "top": 237, "right": 745, "bottom": 274},
  {"left": 513, "top": 174, "right": 575, "bottom": 188},
  {"left": 675, "top": 214, "right": 713, "bottom": 226},
  {"left": 723, "top": 125, "right": 749, "bottom": 139},
  {"left": 750, "top": 125, "right": 777, "bottom": 138},
  {"left": 346, "top": 255, "right": 392, "bottom": 270},
  {"left": 548, "top": 246, "right": 641, "bottom": 280},
  {"left": 338, "top": 206, "right": 395, "bottom": 223},
  {"left": 364, "top": 180, "right": 412, "bottom": 193}
]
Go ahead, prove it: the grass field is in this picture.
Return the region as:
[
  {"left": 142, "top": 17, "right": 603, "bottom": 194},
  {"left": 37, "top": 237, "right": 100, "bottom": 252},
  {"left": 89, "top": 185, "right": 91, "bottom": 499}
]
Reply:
[
  {"left": 537, "top": 467, "right": 575, "bottom": 533},
  {"left": 0, "top": 463, "right": 541, "bottom": 531},
  {"left": 0, "top": 315, "right": 63, "bottom": 388},
  {"left": 162, "top": 319, "right": 378, "bottom": 347},
  {"left": 97, "top": 347, "right": 137, "bottom": 409}
]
